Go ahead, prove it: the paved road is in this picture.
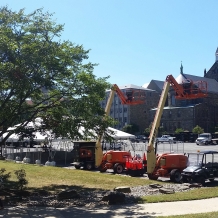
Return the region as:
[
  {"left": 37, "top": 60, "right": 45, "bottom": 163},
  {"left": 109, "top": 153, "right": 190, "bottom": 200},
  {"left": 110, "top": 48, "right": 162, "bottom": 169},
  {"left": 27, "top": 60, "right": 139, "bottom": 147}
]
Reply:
[
  {"left": 131, "top": 141, "right": 218, "bottom": 159},
  {"left": 1, "top": 197, "right": 218, "bottom": 218}
]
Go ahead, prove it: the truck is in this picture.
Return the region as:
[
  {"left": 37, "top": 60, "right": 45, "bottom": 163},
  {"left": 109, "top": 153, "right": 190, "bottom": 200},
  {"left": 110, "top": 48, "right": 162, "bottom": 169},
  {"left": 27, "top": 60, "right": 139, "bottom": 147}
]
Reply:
[
  {"left": 146, "top": 75, "right": 208, "bottom": 182},
  {"left": 156, "top": 135, "right": 176, "bottom": 143},
  {"left": 195, "top": 133, "right": 212, "bottom": 145},
  {"left": 71, "top": 141, "right": 96, "bottom": 170}
]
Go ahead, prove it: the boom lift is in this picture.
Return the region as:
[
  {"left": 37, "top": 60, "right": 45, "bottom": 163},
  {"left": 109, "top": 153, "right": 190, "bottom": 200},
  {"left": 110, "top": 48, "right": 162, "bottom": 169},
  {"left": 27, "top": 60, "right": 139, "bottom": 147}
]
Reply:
[
  {"left": 146, "top": 75, "right": 207, "bottom": 181},
  {"left": 95, "top": 84, "right": 145, "bottom": 170},
  {"left": 72, "top": 84, "right": 145, "bottom": 171}
]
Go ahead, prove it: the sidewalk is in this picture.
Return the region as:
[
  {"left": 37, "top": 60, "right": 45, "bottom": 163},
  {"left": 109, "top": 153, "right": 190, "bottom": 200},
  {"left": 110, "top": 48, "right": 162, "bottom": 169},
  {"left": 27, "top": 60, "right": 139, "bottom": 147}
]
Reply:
[{"left": 0, "top": 197, "right": 218, "bottom": 218}]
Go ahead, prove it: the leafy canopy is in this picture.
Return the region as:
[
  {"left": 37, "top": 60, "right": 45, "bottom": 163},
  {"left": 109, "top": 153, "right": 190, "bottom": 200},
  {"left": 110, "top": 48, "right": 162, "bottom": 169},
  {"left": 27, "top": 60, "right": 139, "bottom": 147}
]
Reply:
[
  {"left": 192, "top": 125, "right": 204, "bottom": 134},
  {"left": 0, "top": 6, "right": 113, "bottom": 143}
]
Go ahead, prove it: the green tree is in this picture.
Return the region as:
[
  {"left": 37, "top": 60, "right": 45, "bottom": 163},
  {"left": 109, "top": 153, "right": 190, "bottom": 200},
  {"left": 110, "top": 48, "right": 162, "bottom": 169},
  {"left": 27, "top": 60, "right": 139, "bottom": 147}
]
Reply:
[
  {"left": 0, "top": 7, "right": 113, "bottom": 150},
  {"left": 144, "top": 122, "right": 152, "bottom": 135},
  {"left": 192, "top": 125, "right": 204, "bottom": 134},
  {"left": 122, "top": 124, "right": 139, "bottom": 135},
  {"left": 175, "top": 128, "right": 184, "bottom": 134}
]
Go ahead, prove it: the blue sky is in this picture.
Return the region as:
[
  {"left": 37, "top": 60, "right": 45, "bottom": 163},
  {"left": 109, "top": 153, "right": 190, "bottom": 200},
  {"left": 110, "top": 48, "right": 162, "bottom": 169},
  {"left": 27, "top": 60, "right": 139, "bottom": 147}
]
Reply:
[{"left": 1, "top": 1, "right": 218, "bottom": 86}]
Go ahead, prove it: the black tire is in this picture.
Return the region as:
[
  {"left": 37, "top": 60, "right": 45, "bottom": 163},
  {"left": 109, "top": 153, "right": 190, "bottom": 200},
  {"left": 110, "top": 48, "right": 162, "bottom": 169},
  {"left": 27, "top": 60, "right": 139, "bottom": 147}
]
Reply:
[
  {"left": 170, "top": 169, "right": 182, "bottom": 183},
  {"left": 148, "top": 173, "right": 158, "bottom": 180},
  {"left": 113, "top": 163, "right": 124, "bottom": 174},
  {"left": 195, "top": 176, "right": 205, "bottom": 186},
  {"left": 99, "top": 164, "right": 107, "bottom": 173},
  {"left": 84, "top": 162, "right": 93, "bottom": 170},
  {"left": 74, "top": 165, "right": 80, "bottom": 169},
  {"left": 205, "top": 141, "right": 208, "bottom": 145}
]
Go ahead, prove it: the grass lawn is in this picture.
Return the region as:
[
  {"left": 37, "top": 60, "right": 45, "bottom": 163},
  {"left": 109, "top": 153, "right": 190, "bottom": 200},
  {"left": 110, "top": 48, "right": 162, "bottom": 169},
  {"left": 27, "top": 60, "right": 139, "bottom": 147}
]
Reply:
[
  {"left": 158, "top": 212, "right": 218, "bottom": 218},
  {"left": 1, "top": 160, "right": 218, "bottom": 203}
]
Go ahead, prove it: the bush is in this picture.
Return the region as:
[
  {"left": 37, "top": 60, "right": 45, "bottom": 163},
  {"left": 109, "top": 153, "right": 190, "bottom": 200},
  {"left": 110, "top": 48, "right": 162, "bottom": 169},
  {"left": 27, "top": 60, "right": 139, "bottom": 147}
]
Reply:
[
  {"left": 14, "top": 169, "right": 28, "bottom": 191},
  {"left": 0, "top": 168, "right": 11, "bottom": 189}
]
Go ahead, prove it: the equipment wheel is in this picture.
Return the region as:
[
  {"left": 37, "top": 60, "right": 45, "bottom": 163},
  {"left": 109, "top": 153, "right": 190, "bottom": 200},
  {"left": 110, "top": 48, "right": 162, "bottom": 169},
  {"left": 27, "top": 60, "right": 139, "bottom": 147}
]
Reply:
[
  {"left": 195, "top": 176, "right": 205, "bottom": 186},
  {"left": 113, "top": 163, "right": 124, "bottom": 174},
  {"left": 170, "top": 169, "right": 182, "bottom": 183},
  {"left": 84, "top": 162, "right": 93, "bottom": 170},
  {"left": 99, "top": 164, "right": 107, "bottom": 173},
  {"left": 74, "top": 165, "right": 80, "bottom": 169},
  {"left": 148, "top": 173, "right": 158, "bottom": 180}
]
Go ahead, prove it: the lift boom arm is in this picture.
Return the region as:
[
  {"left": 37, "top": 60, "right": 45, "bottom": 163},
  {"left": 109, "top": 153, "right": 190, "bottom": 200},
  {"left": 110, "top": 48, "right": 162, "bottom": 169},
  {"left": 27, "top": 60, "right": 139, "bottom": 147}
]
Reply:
[
  {"left": 95, "top": 84, "right": 145, "bottom": 167},
  {"left": 147, "top": 81, "right": 170, "bottom": 173},
  {"left": 147, "top": 74, "right": 208, "bottom": 174}
]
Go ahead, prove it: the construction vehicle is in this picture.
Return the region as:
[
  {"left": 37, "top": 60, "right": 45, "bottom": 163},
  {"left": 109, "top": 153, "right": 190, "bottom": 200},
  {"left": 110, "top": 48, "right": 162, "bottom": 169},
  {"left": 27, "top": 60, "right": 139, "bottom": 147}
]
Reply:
[
  {"left": 96, "top": 84, "right": 145, "bottom": 173},
  {"left": 125, "top": 153, "right": 147, "bottom": 176},
  {"left": 71, "top": 141, "right": 96, "bottom": 170},
  {"left": 146, "top": 75, "right": 207, "bottom": 182},
  {"left": 72, "top": 84, "right": 145, "bottom": 172},
  {"left": 99, "top": 150, "right": 132, "bottom": 173}
]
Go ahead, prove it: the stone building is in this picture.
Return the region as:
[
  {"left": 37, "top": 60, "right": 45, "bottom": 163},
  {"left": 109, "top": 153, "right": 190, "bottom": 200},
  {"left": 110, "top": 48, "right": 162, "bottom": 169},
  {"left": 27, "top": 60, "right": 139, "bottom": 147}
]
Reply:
[
  {"left": 101, "top": 48, "right": 218, "bottom": 135},
  {"left": 100, "top": 84, "right": 159, "bottom": 133},
  {"left": 149, "top": 50, "right": 218, "bottom": 134}
]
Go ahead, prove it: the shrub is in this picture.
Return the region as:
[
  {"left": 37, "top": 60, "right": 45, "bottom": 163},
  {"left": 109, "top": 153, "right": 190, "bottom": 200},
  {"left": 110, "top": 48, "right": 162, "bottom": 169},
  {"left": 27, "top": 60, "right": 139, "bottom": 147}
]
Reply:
[{"left": 14, "top": 169, "right": 28, "bottom": 191}]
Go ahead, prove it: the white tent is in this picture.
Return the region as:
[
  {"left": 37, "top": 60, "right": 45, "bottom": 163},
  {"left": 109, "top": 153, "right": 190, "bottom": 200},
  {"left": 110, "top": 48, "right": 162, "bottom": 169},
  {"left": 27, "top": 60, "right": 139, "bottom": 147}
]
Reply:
[
  {"left": 3, "top": 118, "right": 135, "bottom": 143},
  {"left": 108, "top": 127, "right": 135, "bottom": 139}
]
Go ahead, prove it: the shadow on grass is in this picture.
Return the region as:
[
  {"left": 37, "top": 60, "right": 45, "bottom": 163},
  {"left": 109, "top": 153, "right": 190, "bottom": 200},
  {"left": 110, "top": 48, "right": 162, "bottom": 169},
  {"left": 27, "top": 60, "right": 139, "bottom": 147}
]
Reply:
[{"left": 0, "top": 182, "right": 158, "bottom": 218}]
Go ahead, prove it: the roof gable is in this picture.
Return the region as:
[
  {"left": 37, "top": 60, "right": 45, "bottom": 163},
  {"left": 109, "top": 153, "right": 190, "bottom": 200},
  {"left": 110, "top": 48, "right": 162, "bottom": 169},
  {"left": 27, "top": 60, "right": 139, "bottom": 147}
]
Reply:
[{"left": 176, "top": 73, "right": 218, "bottom": 93}]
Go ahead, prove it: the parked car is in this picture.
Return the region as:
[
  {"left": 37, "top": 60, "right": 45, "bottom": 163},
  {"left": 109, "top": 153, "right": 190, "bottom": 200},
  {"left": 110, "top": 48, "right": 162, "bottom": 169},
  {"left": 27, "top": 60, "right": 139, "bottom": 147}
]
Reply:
[
  {"left": 195, "top": 133, "right": 212, "bottom": 145},
  {"left": 181, "top": 151, "right": 218, "bottom": 186},
  {"left": 130, "top": 135, "right": 148, "bottom": 143},
  {"left": 156, "top": 135, "right": 176, "bottom": 143},
  {"left": 136, "top": 135, "right": 148, "bottom": 143}
]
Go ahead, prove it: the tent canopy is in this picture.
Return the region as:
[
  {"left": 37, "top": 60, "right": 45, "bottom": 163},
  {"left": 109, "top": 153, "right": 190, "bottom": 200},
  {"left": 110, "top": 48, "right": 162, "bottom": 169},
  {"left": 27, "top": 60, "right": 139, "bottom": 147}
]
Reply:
[
  {"left": 3, "top": 118, "right": 135, "bottom": 142},
  {"left": 107, "top": 127, "right": 135, "bottom": 139}
]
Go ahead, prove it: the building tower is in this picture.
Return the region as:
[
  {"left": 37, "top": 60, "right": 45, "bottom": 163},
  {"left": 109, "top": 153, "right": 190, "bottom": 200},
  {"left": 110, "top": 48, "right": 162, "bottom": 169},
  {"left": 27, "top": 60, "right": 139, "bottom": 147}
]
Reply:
[{"left": 216, "top": 47, "right": 218, "bottom": 62}]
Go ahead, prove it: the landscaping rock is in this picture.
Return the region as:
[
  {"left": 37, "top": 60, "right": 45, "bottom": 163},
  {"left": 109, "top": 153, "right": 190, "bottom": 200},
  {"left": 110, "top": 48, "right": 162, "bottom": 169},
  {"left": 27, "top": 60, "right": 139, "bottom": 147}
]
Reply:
[
  {"left": 149, "top": 183, "right": 163, "bottom": 189},
  {"left": 189, "top": 183, "right": 202, "bottom": 188},
  {"left": 159, "top": 188, "right": 175, "bottom": 194},
  {"left": 114, "top": 186, "right": 131, "bottom": 193},
  {"left": 57, "top": 189, "right": 80, "bottom": 200},
  {"left": 101, "top": 191, "right": 125, "bottom": 205}
]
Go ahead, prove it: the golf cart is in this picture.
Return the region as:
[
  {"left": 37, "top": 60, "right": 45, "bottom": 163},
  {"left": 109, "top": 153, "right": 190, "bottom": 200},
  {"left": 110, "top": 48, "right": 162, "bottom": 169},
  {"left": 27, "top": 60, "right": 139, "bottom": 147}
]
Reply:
[{"left": 181, "top": 151, "right": 218, "bottom": 186}]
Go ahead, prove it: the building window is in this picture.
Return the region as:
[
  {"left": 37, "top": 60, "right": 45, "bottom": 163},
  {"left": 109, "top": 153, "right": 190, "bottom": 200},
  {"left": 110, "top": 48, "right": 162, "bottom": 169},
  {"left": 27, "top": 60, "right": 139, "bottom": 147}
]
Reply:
[
  {"left": 120, "top": 108, "right": 122, "bottom": 113},
  {"left": 124, "top": 108, "right": 127, "bottom": 112},
  {"left": 124, "top": 117, "right": 127, "bottom": 122}
]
